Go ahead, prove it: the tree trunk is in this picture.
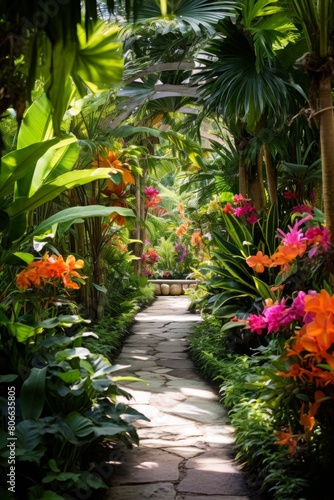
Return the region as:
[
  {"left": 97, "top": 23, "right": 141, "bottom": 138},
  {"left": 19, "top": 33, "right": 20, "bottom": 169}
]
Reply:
[
  {"left": 319, "top": 76, "right": 334, "bottom": 241},
  {"left": 239, "top": 156, "right": 248, "bottom": 197},
  {"left": 132, "top": 173, "right": 144, "bottom": 276},
  {"left": 234, "top": 135, "right": 249, "bottom": 197},
  {"left": 263, "top": 143, "right": 277, "bottom": 204},
  {"left": 249, "top": 150, "right": 266, "bottom": 211}
]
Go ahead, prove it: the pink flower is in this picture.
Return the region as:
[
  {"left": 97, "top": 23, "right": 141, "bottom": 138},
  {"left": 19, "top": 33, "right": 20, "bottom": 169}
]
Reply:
[
  {"left": 223, "top": 202, "right": 234, "bottom": 214},
  {"left": 233, "top": 194, "right": 250, "bottom": 204},
  {"left": 234, "top": 203, "right": 254, "bottom": 216},
  {"left": 263, "top": 302, "right": 287, "bottom": 333},
  {"left": 145, "top": 186, "right": 160, "bottom": 197},
  {"left": 276, "top": 215, "right": 312, "bottom": 247},
  {"left": 283, "top": 190, "right": 297, "bottom": 200},
  {"left": 288, "top": 291, "right": 307, "bottom": 321},
  {"left": 247, "top": 214, "right": 258, "bottom": 224},
  {"left": 291, "top": 204, "right": 313, "bottom": 214},
  {"left": 305, "top": 226, "right": 331, "bottom": 257},
  {"left": 247, "top": 314, "right": 267, "bottom": 335}
]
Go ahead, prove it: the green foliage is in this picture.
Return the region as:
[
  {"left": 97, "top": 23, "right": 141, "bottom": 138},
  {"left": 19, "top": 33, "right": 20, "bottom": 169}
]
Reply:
[
  {"left": 198, "top": 211, "right": 277, "bottom": 320},
  {"left": 188, "top": 319, "right": 312, "bottom": 499},
  {"left": 0, "top": 95, "right": 135, "bottom": 265},
  {"left": 155, "top": 237, "right": 177, "bottom": 271},
  {"left": 0, "top": 252, "right": 148, "bottom": 498}
]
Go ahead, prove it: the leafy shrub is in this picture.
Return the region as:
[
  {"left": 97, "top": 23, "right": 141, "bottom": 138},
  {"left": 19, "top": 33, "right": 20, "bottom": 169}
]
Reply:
[{"left": 0, "top": 253, "right": 148, "bottom": 499}]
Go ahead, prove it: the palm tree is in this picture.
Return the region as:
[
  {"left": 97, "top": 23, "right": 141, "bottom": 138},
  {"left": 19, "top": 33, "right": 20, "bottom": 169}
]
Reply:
[
  {"left": 193, "top": 0, "right": 304, "bottom": 208},
  {"left": 284, "top": 0, "right": 334, "bottom": 243}
]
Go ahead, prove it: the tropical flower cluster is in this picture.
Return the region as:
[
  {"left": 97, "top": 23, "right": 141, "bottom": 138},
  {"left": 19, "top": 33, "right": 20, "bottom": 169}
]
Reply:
[
  {"left": 223, "top": 194, "right": 258, "bottom": 224},
  {"left": 16, "top": 253, "right": 86, "bottom": 290},
  {"left": 141, "top": 246, "right": 160, "bottom": 276},
  {"left": 283, "top": 189, "right": 314, "bottom": 215},
  {"left": 247, "top": 290, "right": 315, "bottom": 335},
  {"left": 175, "top": 242, "right": 187, "bottom": 262},
  {"left": 246, "top": 215, "right": 331, "bottom": 275},
  {"left": 245, "top": 287, "right": 334, "bottom": 456},
  {"left": 92, "top": 149, "right": 135, "bottom": 226},
  {"left": 176, "top": 204, "right": 191, "bottom": 237},
  {"left": 191, "top": 230, "right": 203, "bottom": 247},
  {"left": 144, "top": 186, "right": 162, "bottom": 208}
]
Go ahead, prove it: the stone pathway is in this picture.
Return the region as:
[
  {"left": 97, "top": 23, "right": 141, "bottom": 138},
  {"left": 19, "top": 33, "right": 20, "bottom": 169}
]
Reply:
[{"left": 104, "top": 296, "right": 261, "bottom": 500}]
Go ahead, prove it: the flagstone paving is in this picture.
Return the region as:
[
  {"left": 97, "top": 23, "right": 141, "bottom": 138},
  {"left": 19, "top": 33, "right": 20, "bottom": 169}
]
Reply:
[{"left": 104, "top": 296, "right": 263, "bottom": 500}]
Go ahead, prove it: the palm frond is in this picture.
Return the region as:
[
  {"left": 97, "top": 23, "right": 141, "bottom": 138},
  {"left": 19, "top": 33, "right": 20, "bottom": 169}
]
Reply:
[{"left": 133, "top": 0, "right": 238, "bottom": 35}]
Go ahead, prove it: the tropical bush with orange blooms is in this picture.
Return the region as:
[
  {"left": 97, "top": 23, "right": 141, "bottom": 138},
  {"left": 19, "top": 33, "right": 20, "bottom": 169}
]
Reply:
[
  {"left": 0, "top": 251, "right": 148, "bottom": 499},
  {"left": 140, "top": 201, "right": 208, "bottom": 279},
  {"left": 191, "top": 198, "right": 334, "bottom": 499}
]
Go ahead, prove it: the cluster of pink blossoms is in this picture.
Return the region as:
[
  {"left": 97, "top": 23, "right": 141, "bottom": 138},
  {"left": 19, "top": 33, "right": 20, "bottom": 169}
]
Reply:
[
  {"left": 276, "top": 214, "right": 331, "bottom": 258},
  {"left": 247, "top": 290, "right": 317, "bottom": 335},
  {"left": 223, "top": 194, "right": 258, "bottom": 224},
  {"left": 144, "top": 186, "right": 162, "bottom": 208},
  {"left": 246, "top": 215, "right": 331, "bottom": 275}
]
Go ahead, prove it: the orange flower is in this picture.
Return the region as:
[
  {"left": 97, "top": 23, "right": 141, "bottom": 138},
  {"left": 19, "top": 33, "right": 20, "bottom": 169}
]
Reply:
[
  {"left": 269, "top": 244, "right": 303, "bottom": 269},
  {"left": 65, "top": 255, "right": 84, "bottom": 271},
  {"left": 299, "top": 405, "right": 316, "bottom": 433},
  {"left": 246, "top": 251, "right": 272, "bottom": 273},
  {"left": 178, "top": 204, "right": 185, "bottom": 216},
  {"left": 300, "top": 391, "right": 325, "bottom": 433},
  {"left": 145, "top": 195, "right": 162, "bottom": 208},
  {"left": 191, "top": 230, "right": 203, "bottom": 247},
  {"left": 176, "top": 222, "right": 190, "bottom": 236},
  {"left": 303, "top": 289, "right": 334, "bottom": 315},
  {"left": 108, "top": 198, "right": 129, "bottom": 226},
  {"left": 277, "top": 363, "right": 302, "bottom": 380},
  {"left": 45, "top": 254, "right": 68, "bottom": 278},
  {"left": 275, "top": 427, "right": 299, "bottom": 456},
  {"left": 92, "top": 149, "right": 135, "bottom": 186},
  {"left": 16, "top": 253, "right": 87, "bottom": 290}
]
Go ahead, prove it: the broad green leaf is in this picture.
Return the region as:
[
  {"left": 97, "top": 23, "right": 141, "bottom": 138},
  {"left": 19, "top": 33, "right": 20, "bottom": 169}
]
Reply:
[
  {"left": 221, "top": 320, "right": 248, "bottom": 332},
  {"left": 14, "top": 136, "right": 78, "bottom": 199},
  {"left": 40, "top": 331, "right": 97, "bottom": 349},
  {"left": 34, "top": 205, "right": 134, "bottom": 236},
  {"left": 72, "top": 22, "right": 123, "bottom": 93},
  {"left": 39, "top": 315, "right": 90, "bottom": 330},
  {"left": 0, "top": 139, "right": 60, "bottom": 198},
  {"left": 55, "top": 348, "right": 91, "bottom": 362},
  {"left": 45, "top": 40, "right": 77, "bottom": 135},
  {"left": 55, "top": 370, "right": 81, "bottom": 384},
  {"left": 20, "top": 367, "right": 47, "bottom": 420},
  {"left": 15, "top": 420, "right": 45, "bottom": 460},
  {"left": 64, "top": 412, "right": 94, "bottom": 437},
  {"left": 5, "top": 252, "right": 35, "bottom": 267},
  {"left": 0, "top": 374, "right": 18, "bottom": 383},
  {"left": 42, "top": 471, "right": 81, "bottom": 483},
  {"left": 8, "top": 322, "right": 38, "bottom": 342},
  {"left": 92, "top": 378, "right": 114, "bottom": 391},
  {"left": 17, "top": 93, "right": 53, "bottom": 149},
  {"left": 116, "top": 405, "right": 150, "bottom": 423},
  {"left": 92, "top": 423, "right": 132, "bottom": 438},
  {"left": 7, "top": 168, "right": 120, "bottom": 219},
  {"left": 92, "top": 283, "right": 108, "bottom": 293},
  {"left": 26, "top": 141, "right": 79, "bottom": 197}
]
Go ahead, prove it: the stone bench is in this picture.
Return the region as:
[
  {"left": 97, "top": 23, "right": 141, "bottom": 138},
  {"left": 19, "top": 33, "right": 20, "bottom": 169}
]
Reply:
[{"left": 148, "top": 279, "right": 198, "bottom": 296}]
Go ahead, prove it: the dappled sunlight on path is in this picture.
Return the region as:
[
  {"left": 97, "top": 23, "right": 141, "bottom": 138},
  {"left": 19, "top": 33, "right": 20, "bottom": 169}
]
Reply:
[{"left": 104, "top": 296, "right": 262, "bottom": 500}]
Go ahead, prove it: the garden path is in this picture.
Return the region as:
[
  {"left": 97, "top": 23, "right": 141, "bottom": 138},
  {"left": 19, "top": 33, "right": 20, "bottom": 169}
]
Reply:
[{"left": 104, "top": 296, "right": 262, "bottom": 500}]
